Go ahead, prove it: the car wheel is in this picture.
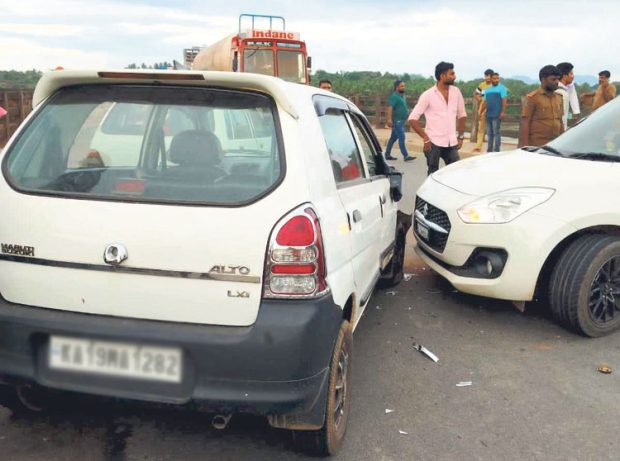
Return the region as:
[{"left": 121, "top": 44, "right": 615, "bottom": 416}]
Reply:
[
  {"left": 549, "top": 234, "right": 620, "bottom": 337},
  {"left": 292, "top": 320, "right": 352, "bottom": 456}
]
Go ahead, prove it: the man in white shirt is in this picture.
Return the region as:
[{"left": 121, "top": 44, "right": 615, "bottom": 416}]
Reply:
[{"left": 555, "top": 62, "right": 581, "bottom": 130}]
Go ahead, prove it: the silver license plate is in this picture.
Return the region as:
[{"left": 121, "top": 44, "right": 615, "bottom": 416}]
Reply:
[
  {"left": 417, "top": 221, "right": 430, "bottom": 240},
  {"left": 49, "top": 336, "right": 182, "bottom": 383}
]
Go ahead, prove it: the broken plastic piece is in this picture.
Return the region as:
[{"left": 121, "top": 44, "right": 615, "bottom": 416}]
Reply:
[
  {"left": 598, "top": 364, "right": 613, "bottom": 374},
  {"left": 456, "top": 381, "right": 473, "bottom": 387},
  {"left": 403, "top": 273, "right": 413, "bottom": 282},
  {"left": 386, "top": 291, "right": 398, "bottom": 296},
  {"left": 413, "top": 343, "right": 439, "bottom": 363},
  {"left": 399, "top": 430, "right": 408, "bottom": 435},
  {"left": 385, "top": 409, "right": 394, "bottom": 414},
  {"left": 375, "top": 305, "right": 382, "bottom": 310}
]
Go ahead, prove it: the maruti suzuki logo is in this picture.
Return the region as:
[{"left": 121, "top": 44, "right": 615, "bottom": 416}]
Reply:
[
  {"left": 422, "top": 204, "right": 429, "bottom": 217},
  {"left": 1, "top": 243, "right": 35, "bottom": 257}
]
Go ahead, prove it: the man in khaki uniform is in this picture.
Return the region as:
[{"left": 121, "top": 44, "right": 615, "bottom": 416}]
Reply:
[
  {"left": 520, "top": 65, "right": 564, "bottom": 147},
  {"left": 591, "top": 70, "right": 616, "bottom": 110}
]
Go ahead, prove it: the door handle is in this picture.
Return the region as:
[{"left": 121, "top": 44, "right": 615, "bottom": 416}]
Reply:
[{"left": 352, "top": 210, "right": 363, "bottom": 223}]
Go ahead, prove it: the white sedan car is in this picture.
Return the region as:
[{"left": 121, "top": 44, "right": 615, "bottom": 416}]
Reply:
[{"left": 414, "top": 98, "right": 620, "bottom": 337}]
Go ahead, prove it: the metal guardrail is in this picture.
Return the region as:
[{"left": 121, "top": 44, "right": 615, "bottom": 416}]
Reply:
[
  {"left": 345, "top": 93, "right": 523, "bottom": 138},
  {"left": 0, "top": 90, "right": 33, "bottom": 148}
]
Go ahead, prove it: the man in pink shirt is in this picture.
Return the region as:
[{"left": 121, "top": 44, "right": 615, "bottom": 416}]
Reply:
[
  {"left": 0, "top": 106, "right": 7, "bottom": 119},
  {"left": 409, "top": 61, "right": 467, "bottom": 175}
]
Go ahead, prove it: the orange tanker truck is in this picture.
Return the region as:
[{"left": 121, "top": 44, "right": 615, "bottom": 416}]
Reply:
[{"left": 191, "top": 14, "right": 312, "bottom": 84}]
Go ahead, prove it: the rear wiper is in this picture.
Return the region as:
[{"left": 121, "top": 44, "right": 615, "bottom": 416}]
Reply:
[
  {"left": 568, "top": 152, "right": 620, "bottom": 162},
  {"left": 538, "top": 145, "right": 566, "bottom": 157}
]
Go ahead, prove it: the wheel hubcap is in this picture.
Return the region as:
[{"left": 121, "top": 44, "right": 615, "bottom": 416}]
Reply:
[
  {"left": 588, "top": 256, "right": 620, "bottom": 325},
  {"left": 333, "top": 349, "right": 349, "bottom": 430}
]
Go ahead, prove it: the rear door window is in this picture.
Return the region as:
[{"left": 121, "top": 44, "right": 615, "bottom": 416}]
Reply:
[
  {"left": 4, "top": 85, "right": 284, "bottom": 205},
  {"left": 318, "top": 112, "right": 366, "bottom": 184},
  {"left": 349, "top": 115, "right": 379, "bottom": 176}
]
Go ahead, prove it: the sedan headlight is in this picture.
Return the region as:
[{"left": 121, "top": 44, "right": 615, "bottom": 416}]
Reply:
[{"left": 458, "top": 187, "right": 555, "bottom": 224}]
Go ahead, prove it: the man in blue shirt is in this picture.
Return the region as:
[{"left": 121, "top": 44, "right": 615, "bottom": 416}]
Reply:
[
  {"left": 480, "top": 72, "right": 508, "bottom": 152},
  {"left": 385, "top": 80, "right": 415, "bottom": 161}
]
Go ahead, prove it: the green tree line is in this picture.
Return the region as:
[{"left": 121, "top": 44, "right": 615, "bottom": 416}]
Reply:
[
  {"left": 0, "top": 70, "right": 43, "bottom": 89},
  {"left": 0, "top": 68, "right": 597, "bottom": 98},
  {"left": 312, "top": 69, "right": 595, "bottom": 101}
]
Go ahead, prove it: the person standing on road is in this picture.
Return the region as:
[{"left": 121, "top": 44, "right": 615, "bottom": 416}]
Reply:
[
  {"left": 520, "top": 65, "right": 564, "bottom": 147},
  {"left": 409, "top": 62, "right": 467, "bottom": 176},
  {"left": 479, "top": 72, "right": 508, "bottom": 152},
  {"left": 385, "top": 80, "right": 415, "bottom": 161},
  {"left": 589, "top": 70, "right": 616, "bottom": 110},
  {"left": 472, "top": 69, "right": 494, "bottom": 151},
  {"left": 555, "top": 62, "right": 581, "bottom": 130}
]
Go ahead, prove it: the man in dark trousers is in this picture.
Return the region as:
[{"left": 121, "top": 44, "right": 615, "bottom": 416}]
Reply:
[
  {"left": 480, "top": 72, "right": 508, "bottom": 152},
  {"left": 520, "top": 65, "right": 563, "bottom": 147},
  {"left": 385, "top": 80, "right": 415, "bottom": 161},
  {"left": 408, "top": 62, "right": 467, "bottom": 175}
]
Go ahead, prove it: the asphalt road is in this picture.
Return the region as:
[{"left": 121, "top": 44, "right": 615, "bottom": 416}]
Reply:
[{"left": 2, "top": 147, "right": 620, "bottom": 461}]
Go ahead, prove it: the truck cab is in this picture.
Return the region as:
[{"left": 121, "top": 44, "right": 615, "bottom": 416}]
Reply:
[{"left": 191, "top": 14, "right": 311, "bottom": 84}]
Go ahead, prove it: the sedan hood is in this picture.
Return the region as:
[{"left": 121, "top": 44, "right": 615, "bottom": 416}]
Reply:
[{"left": 431, "top": 149, "right": 618, "bottom": 196}]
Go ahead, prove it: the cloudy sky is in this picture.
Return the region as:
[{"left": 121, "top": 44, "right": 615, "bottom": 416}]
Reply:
[{"left": 1, "top": 0, "right": 618, "bottom": 80}]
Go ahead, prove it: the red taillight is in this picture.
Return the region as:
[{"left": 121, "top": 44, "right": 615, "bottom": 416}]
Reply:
[
  {"left": 263, "top": 205, "right": 328, "bottom": 298},
  {"left": 271, "top": 264, "right": 315, "bottom": 275},
  {"left": 275, "top": 215, "right": 315, "bottom": 246}
]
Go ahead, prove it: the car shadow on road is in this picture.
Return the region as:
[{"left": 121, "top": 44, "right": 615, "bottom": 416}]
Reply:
[
  {"left": 428, "top": 269, "right": 558, "bottom": 325},
  {"left": 0, "top": 390, "right": 309, "bottom": 461}
]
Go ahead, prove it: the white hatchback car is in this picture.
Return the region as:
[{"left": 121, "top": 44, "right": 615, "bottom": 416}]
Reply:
[
  {"left": 0, "top": 70, "right": 409, "bottom": 455},
  {"left": 414, "top": 100, "right": 620, "bottom": 336},
  {"left": 414, "top": 98, "right": 620, "bottom": 337}
]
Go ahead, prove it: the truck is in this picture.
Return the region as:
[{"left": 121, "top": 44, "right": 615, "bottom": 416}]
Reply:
[{"left": 191, "top": 14, "right": 312, "bottom": 84}]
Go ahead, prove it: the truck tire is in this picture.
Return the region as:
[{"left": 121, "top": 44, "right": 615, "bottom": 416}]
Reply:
[
  {"left": 549, "top": 234, "right": 620, "bottom": 337},
  {"left": 292, "top": 320, "right": 352, "bottom": 456}
]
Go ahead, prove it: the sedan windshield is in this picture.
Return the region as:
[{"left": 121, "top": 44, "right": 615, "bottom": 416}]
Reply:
[{"left": 548, "top": 98, "right": 620, "bottom": 160}]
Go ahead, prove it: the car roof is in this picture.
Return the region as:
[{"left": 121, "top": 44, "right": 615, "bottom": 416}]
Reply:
[{"left": 33, "top": 70, "right": 340, "bottom": 120}]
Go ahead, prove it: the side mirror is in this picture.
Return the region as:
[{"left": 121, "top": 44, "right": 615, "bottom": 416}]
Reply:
[
  {"left": 387, "top": 166, "right": 403, "bottom": 202},
  {"left": 307, "top": 56, "right": 312, "bottom": 70}
]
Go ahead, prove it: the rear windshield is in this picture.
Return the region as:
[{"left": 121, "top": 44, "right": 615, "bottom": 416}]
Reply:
[{"left": 3, "top": 85, "right": 283, "bottom": 205}]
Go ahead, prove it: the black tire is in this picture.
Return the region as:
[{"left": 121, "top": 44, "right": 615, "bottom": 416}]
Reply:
[
  {"left": 292, "top": 320, "right": 352, "bottom": 456},
  {"left": 549, "top": 234, "right": 620, "bottom": 337}
]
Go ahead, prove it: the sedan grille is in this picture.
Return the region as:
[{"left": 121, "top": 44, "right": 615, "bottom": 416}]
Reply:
[{"left": 415, "top": 197, "right": 451, "bottom": 252}]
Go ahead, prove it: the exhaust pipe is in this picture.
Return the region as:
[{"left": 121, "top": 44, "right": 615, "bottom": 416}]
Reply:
[{"left": 211, "top": 414, "right": 232, "bottom": 430}]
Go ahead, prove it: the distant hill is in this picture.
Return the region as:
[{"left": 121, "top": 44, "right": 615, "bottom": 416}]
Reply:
[
  {"left": 510, "top": 75, "right": 537, "bottom": 84},
  {"left": 573, "top": 75, "right": 597, "bottom": 86},
  {"left": 510, "top": 74, "right": 599, "bottom": 89}
]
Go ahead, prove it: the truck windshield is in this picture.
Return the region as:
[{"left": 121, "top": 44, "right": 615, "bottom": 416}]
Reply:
[
  {"left": 243, "top": 49, "right": 275, "bottom": 77},
  {"left": 277, "top": 50, "right": 307, "bottom": 84}
]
